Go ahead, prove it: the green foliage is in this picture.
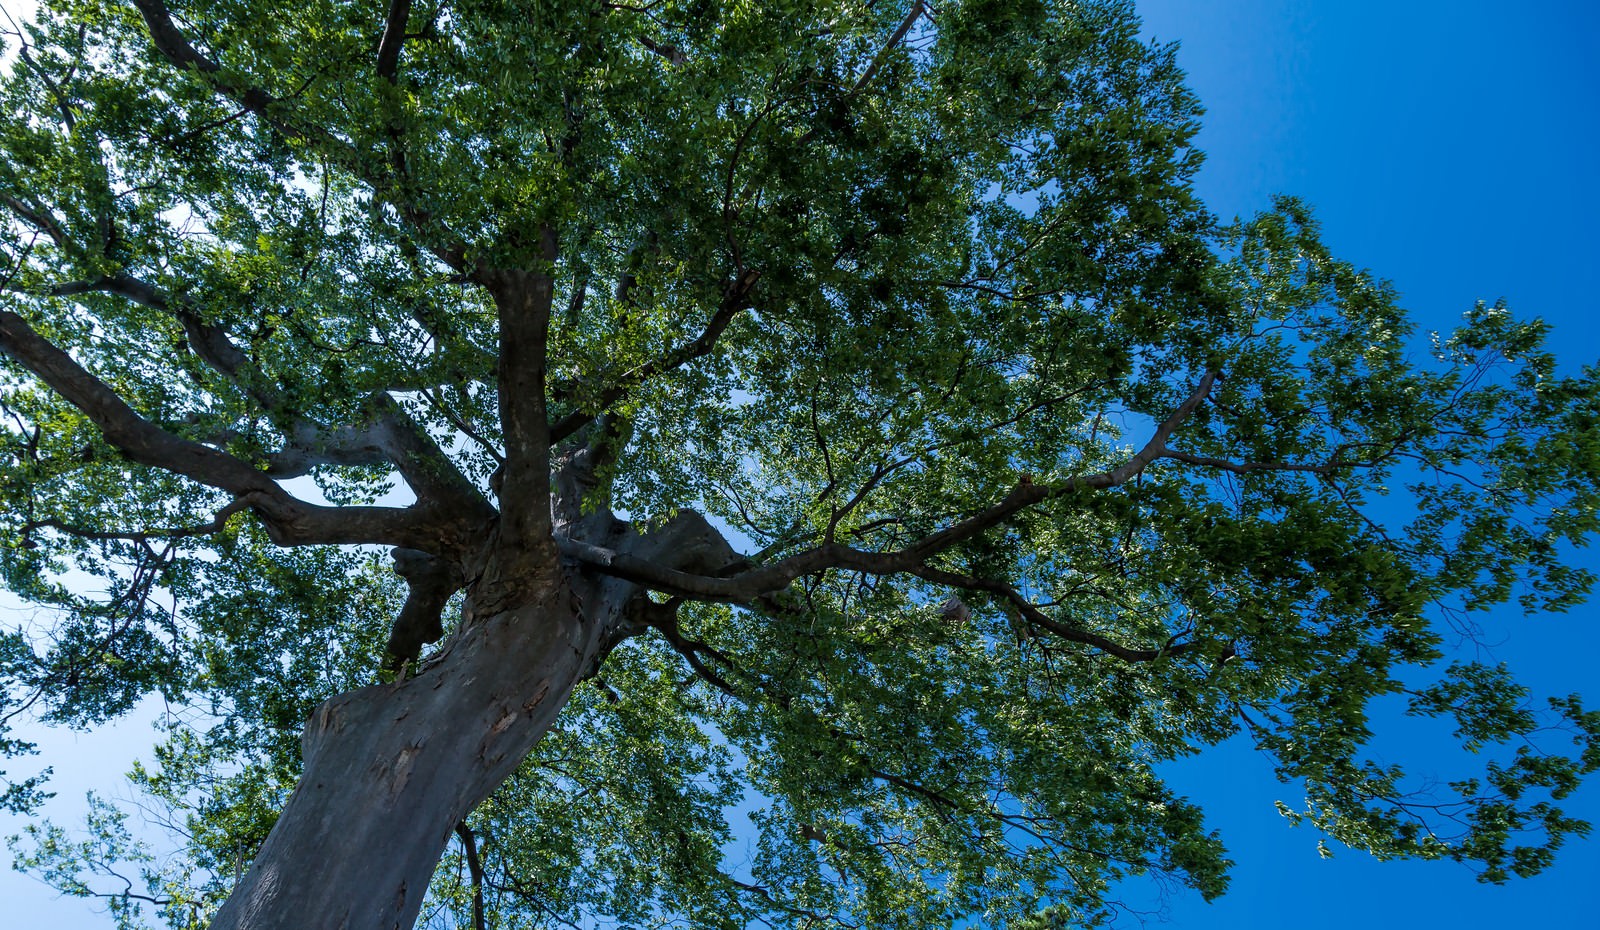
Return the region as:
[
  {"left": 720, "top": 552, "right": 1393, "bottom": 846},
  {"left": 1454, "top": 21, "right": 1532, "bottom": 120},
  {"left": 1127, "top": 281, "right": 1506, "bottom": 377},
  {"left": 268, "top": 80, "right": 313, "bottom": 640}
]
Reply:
[
  {"left": 0, "top": 629, "right": 54, "bottom": 814},
  {"left": 8, "top": 792, "right": 217, "bottom": 930},
  {"left": 0, "top": 0, "right": 1596, "bottom": 927}
]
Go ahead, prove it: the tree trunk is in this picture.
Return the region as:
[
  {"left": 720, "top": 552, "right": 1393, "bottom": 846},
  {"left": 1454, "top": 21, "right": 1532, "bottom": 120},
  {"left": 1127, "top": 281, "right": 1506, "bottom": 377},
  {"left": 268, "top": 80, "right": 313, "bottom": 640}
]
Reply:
[
  {"left": 208, "top": 564, "right": 612, "bottom": 930},
  {"left": 202, "top": 498, "right": 731, "bottom": 929}
]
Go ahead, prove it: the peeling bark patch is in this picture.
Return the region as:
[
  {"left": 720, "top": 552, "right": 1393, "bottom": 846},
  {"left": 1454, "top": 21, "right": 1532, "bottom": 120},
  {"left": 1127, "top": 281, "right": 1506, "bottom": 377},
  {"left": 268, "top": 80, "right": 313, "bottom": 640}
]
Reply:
[
  {"left": 521, "top": 680, "right": 551, "bottom": 714},
  {"left": 393, "top": 880, "right": 407, "bottom": 918},
  {"left": 303, "top": 700, "right": 343, "bottom": 758},
  {"left": 388, "top": 742, "right": 422, "bottom": 797},
  {"left": 490, "top": 710, "right": 518, "bottom": 735}
]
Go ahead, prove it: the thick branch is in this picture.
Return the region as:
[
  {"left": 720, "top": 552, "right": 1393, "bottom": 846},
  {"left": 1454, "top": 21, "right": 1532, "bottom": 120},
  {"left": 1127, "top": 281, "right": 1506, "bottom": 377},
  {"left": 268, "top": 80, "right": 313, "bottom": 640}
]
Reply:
[
  {"left": 130, "top": 0, "right": 291, "bottom": 135},
  {"left": 637, "top": 34, "right": 686, "bottom": 66},
  {"left": 485, "top": 231, "right": 560, "bottom": 561},
  {"left": 376, "top": 400, "right": 495, "bottom": 517},
  {"left": 269, "top": 394, "right": 496, "bottom": 521},
  {"left": 561, "top": 373, "right": 1219, "bottom": 602},
  {"left": 549, "top": 413, "right": 633, "bottom": 532},
  {"left": 0, "top": 308, "right": 454, "bottom": 550},
  {"left": 1, "top": 307, "right": 267, "bottom": 489},
  {"left": 384, "top": 548, "right": 463, "bottom": 672},
  {"left": 375, "top": 0, "right": 412, "bottom": 82},
  {"left": 27, "top": 273, "right": 489, "bottom": 516}
]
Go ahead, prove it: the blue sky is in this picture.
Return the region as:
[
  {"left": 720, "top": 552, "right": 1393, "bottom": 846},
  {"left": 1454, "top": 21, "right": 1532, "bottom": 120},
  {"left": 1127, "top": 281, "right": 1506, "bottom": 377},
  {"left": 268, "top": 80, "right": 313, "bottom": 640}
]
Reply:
[
  {"left": 1122, "top": 1, "right": 1600, "bottom": 926},
  {"left": 4, "top": 1, "right": 1599, "bottom": 927}
]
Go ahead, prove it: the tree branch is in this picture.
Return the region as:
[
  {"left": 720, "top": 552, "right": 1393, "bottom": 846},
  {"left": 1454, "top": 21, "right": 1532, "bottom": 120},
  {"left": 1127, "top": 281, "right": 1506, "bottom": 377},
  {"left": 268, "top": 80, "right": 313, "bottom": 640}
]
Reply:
[
  {"left": 849, "top": 0, "right": 926, "bottom": 96},
  {"left": 385, "top": 548, "right": 463, "bottom": 673},
  {"left": 131, "top": 0, "right": 472, "bottom": 274},
  {"left": 25, "top": 272, "right": 491, "bottom": 518},
  {"left": 21, "top": 496, "right": 255, "bottom": 545},
  {"left": 549, "top": 412, "right": 634, "bottom": 533},
  {"left": 637, "top": 34, "right": 686, "bottom": 66},
  {"left": 453, "top": 822, "right": 488, "bottom": 930},
  {"left": 3, "top": 12, "right": 80, "bottom": 132},
  {"left": 0, "top": 308, "right": 459, "bottom": 550},
  {"left": 375, "top": 0, "right": 412, "bottom": 83},
  {"left": 910, "top": 564, "right": 1229, "bottom": 664},
  {"left": 483, "top": 230, "right": 561, "bottom": 568},
  {"left": 548, "top": 268, "right": 760, "bottom": 444},
  {"left": 269, "top": 394, "right": 496, "bottom": 522},
  {"left": 20, "top": 268, "right": 282, "bottom": 411},
  {"left": 70, "top": 273, "right": 281, "bottom": 408},
  {"left": 1, "top": 194, "right": 73, "bottom": 250},
  {"left": 1156, "top": 447, "right": 1348, "bottom": 476},
  {"left": 130, "top": 0, "right": 293, "bottom": 136},
  {"left": 637, "top": 596, "right": 742, "bottom": 695},
  {"left": 558, "top": 373, "right": 1220, "bottom": 601}
]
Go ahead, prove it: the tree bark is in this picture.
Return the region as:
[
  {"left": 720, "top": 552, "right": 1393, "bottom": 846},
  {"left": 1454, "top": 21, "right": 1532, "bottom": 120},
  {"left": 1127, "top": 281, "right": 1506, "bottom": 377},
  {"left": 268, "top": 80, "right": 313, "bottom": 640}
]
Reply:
[{"left": 207, "top": 558, "right": 614, "bottom": 930}]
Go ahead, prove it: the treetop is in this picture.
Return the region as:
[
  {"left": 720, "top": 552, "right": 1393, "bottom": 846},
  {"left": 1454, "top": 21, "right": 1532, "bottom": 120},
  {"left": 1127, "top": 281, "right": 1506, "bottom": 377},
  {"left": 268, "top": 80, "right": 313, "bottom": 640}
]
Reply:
[{"left": 1, "top": 1, "right": 1598, "bottom": 926}]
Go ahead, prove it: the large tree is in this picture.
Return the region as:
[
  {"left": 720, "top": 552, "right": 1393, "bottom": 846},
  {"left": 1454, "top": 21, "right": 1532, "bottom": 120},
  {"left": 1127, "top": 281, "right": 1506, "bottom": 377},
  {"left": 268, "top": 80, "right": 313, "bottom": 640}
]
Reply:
[{"left": 1, "top": 0, "right": 1598, "bottom": 927}]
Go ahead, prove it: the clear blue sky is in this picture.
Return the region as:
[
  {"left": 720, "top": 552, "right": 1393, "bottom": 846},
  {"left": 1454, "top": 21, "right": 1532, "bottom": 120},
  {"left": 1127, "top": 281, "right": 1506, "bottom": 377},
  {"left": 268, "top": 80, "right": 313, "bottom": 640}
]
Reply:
[
  {"left": 1122, "top": 1, "right": 1600, "bottom": 926},
  {"left": 4, "top": 1, "right": 1599, "bottom": 927}
]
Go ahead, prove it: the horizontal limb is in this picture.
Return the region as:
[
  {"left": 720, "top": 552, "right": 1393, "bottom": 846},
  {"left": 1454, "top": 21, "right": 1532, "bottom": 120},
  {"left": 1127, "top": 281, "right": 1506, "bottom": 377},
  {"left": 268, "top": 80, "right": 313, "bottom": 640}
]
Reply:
[
  {"left": 560, "top": 373, "right": 1220, "bottom": 602},
  {"left": 0, "top": 307, "right": 474, "bottom": 552}
]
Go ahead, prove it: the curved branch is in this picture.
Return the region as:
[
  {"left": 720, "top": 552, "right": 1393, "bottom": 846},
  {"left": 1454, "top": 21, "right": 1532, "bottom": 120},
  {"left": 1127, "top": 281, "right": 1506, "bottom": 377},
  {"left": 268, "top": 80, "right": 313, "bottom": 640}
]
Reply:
[
  {"left": 130, "top": 0, "right": 291, "bottom": 135},
  {"left": 385, "top": 548, "right": 463, "bottom": 673},
  {"left": 132, "top": 0, "right": 472, "bottom": 273},
  {"left": 22, "top": 496, "right": 255, "bottom": 544},
  {"left": 636, "top": 596, "right": 742, "bottom": 695},
  {"left": 48, "top": 278, "right": 482, "bottom": 510},
  {"left": 637, "top": 34, "right": 686, "bottom": 65},
  {"left": 0, "top": 308, "right": 462, "bottom": 551},
  {"left": 26, "top": 273, "right": 492, "bottom": 517},
  {"left": 1, "top": 194, "right": 73, "bottom": 250},
  {"left": 560, "top": 373, "right": 1220, "bottom": 602},
  {"left": 548, "top": 269, "right": 760, "bottom": 444},
  {"left": 910, "top": 564, "right": 1229, "bottom": 664},
  {"left": 32, "top": 274, "right": 280, "bottom": 409},
  {"left": 269, "top": 394, "right": 496, "bottom": 522}
]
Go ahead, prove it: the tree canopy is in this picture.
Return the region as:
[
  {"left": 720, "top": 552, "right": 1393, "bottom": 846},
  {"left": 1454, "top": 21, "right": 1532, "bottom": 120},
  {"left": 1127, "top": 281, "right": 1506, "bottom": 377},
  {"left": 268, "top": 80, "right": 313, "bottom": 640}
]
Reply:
[{"left": 1, "top": 0, "right": 1598, "bottom": 927}]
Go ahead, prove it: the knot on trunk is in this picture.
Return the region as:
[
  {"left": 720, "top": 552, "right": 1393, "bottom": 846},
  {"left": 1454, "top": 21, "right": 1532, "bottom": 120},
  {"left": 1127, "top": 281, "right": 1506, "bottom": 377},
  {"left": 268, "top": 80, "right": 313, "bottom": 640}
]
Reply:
[
  {"left": 651, "top": 509, "right": 747, "bottom": 577},
  {"left": 385, "top": 548, "right": 464, "bottom": 673}
]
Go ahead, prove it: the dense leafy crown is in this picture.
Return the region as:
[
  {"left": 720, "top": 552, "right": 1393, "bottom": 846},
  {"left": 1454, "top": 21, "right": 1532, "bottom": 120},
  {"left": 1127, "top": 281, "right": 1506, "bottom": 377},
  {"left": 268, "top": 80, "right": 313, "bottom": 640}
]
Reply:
[{"left": 1, "top": 0, "right": 1598, "bottom": 927}]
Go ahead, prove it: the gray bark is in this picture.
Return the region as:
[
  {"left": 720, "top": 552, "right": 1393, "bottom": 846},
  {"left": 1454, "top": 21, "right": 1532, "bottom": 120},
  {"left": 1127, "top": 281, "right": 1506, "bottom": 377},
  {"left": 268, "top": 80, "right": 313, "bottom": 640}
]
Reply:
[
  {"left": 207, "top": 566, "right": 600, "bottom": 930},
  {"left": 205, "top": 490, "right": 723, "bottom": 929}
]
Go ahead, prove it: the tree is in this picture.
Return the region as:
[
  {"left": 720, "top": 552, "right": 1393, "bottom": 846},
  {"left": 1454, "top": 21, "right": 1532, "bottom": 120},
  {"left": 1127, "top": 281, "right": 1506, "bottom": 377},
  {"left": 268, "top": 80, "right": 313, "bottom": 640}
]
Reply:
[{"left": 1, "top": 0, "right": 1598, "bottom": 927}]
